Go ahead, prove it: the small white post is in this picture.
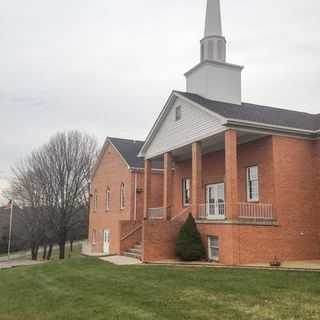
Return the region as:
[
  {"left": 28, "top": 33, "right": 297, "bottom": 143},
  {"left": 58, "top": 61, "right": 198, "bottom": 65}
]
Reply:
[{"left": 7, "top": 200, "right": 14, "bottom": 261}]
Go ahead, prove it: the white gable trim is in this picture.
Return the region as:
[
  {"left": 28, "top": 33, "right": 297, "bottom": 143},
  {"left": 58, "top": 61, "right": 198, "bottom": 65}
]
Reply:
[
  {"left": 144, "top": 127, "right": 227, "bottom": 160},
  {"left": 138, "top": 91, "right": 227, "bottom": 158}
]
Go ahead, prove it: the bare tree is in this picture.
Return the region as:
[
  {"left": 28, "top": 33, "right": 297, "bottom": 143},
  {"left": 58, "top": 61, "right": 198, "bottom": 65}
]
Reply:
[{"left": 10, "top": 131, "right": 97, "bottom": 259}]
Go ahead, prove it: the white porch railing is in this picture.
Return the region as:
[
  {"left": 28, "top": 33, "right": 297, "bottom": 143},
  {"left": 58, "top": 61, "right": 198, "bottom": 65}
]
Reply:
[
  {"left": 238, "top": 202, "right": 275, "bottom": 220},
  {"left": 148, "top": 207, "right": 167, "bottom": 220},
  {"left": 199, "top": 203, "right": 226, "bottom": 220}
]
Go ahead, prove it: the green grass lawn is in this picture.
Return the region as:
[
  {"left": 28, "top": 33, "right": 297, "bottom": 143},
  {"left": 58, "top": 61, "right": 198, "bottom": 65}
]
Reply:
[{"left": 0, "top": 257, "right": 320, "bottom": 320}]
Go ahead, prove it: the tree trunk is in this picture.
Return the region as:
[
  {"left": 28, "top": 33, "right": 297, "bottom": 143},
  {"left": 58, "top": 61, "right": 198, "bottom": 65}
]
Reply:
[
  {"left": 42, "top": 244, "right": 47, "bottom": 260},
  {"left": 47, "top": 244, "right": 53, "bottom": 260},
  {"left": 59, "top": 240, "right": 66, "bottom": 259},
  {"left": 31, "top": 245, "right": 38, "bottom": 260},
  {"left": 35, "top": 246, "right": 39, "bottom": 260},
  {"left": 70, "top": 239, "right": 73, "bottom": 253}
]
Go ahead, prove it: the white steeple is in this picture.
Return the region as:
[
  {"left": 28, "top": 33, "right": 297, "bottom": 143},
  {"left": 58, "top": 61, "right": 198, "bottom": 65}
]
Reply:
[
  {"left": 185, "top": 0, "right": 243, "bottom": 105},
  {"left": 201, "top": 0, "right": 226, "bottom": 63},
  {"left": 204, "top": 0, "right": 222, "bottom": 37}
]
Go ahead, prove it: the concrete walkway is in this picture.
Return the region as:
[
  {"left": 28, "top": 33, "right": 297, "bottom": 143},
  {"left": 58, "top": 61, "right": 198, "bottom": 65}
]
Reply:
[
  {"left": 0, "top": 260, "right": 45, "bottom": 270},
  {"left": 147, "top": 259, "right": 320, "bottom": 272},
  {"left": 244, "top": 260, "right": 320, "bottom": 270},
  {"left": 100, "top": 255, "right": 142, "bottom": 266}
]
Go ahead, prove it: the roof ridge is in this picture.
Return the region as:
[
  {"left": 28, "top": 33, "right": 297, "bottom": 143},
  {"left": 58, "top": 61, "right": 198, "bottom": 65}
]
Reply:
[{"left": 108, "top": 136, "right": 145, "bottom": 144}]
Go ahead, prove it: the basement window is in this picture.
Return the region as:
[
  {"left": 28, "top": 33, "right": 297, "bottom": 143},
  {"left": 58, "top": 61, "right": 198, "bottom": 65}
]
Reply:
[
  {"left": 175, "top": 106, "right": 182, "bottom": 121},
  {"left": 208, "top": 236, "right": 219, "bottom": 262}
]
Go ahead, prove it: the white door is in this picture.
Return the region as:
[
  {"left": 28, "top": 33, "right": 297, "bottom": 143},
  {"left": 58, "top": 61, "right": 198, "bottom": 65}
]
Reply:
[
  {"left": 206, "top": 183, "right": 225, "bottom": 220},
  {"left": 103, "top": 229, "right": 110, "bottom": 255}
]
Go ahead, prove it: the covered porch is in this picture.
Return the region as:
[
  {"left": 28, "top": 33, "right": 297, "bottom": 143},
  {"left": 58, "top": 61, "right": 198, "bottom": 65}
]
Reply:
[{"left": 144, "top": 129, "right": 277, "bottom": 225}]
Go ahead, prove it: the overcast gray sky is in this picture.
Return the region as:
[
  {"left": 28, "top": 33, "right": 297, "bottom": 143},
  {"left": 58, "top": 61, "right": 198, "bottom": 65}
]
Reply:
[{"left": 1, "top": 0, "right": 320, "bottom": 203}]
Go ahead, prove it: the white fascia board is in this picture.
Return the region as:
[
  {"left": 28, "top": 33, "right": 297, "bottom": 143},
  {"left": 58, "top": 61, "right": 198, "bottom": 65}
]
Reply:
[
  {"left": 226, "top": 119, "right": 316, "bottom": 137},
  {"left": 144, "top": 126, "right": 227, "bottom": 160},
  {"left": 138, "top": 92, "right": 177, "bottom": 158}
]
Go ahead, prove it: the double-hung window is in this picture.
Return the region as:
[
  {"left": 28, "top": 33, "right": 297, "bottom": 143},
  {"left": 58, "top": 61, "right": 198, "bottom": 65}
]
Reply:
[
  {"left": 182, "top": 178, "right": 191, "bottom": 207},
  {"left": 247, "top": 166, "right": 259, "bottom": 202}
]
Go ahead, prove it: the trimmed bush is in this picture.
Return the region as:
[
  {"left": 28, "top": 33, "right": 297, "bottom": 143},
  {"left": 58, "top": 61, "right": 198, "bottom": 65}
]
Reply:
[{"left": 176, "top": 213, "right": 206, "bottom": 261}]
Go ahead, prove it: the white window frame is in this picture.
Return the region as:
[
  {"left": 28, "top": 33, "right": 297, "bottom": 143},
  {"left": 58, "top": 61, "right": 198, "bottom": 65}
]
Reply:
[
  {"left": 120, "top": 183, "right": 125, "bottom": 210},
  {"left": 208, "top": 236, "right": 219, "bottom": 262},
  {"left": 175, "top": 105, "right": 182, "bottom": 121},
  {"left": 246, "top": 166, "right": 259, "bottom": 202},
  {"left": 106, "top": 188, "right": 110, "bottom": 211},
  {"left": 182, "top": 178, "right": 191, "bottom": 207}
]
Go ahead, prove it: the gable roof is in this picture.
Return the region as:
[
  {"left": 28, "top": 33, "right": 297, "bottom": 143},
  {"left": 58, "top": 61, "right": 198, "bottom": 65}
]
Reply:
[
  {"left": 139, "top": 90, "right": 319, "bottom": 158},
  {"left": 108, "top": 137, "right": 146, "bottom": 169},
  {"left": 92, "top": 137, "right": 163, "bottom": 179},
  {"left": 176, "top": 91, "right": 320, "bottom": 132}
]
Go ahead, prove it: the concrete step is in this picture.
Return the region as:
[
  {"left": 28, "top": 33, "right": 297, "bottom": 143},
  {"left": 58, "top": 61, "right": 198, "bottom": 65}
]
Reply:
[
  {"left": 123, "top": 251, "right": 142, "bottom": 259},
  {"left": 127, "top": 248, "right": 141, "bottom": 254},
  {"left": 123, "top": 242, "right": 142, "bottom": 260}
]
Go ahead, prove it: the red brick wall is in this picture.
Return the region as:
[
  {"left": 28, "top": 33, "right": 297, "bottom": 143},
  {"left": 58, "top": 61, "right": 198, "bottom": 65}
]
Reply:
[
  {"left": 88, "top": 143, "right": 164, "bottom": 255},
  {"left": 119, "top": 221, "right": 142, "bottom": 254},
  {"left": 89, "top": 143, "right": 131, "bottom": 254},
  {"left": 150, "top": 135, "right": 320, "bottom": 265},
  {"left": 143, "top": 219, "right": 185, "bottom": 261},
  {"left": 172, "top": 136, "right": 275, "bottom": 216},
  {"left": 315, "top": 139, "right": 320, "bottom": 240},
  {"left": 270, "top": 136, "right": 320, "bottom": 261}
]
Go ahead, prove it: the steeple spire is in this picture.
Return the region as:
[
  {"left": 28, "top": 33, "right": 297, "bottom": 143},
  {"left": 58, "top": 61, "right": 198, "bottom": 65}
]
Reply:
[
  {"left": 201, "top": 0, "right": 226, "bottom": 63},
  {"left": 204, "top": 0, "right": 222, "bottom": 37},
  {"left": 185, "top": 0, "right": 243, "bottom": 105}
]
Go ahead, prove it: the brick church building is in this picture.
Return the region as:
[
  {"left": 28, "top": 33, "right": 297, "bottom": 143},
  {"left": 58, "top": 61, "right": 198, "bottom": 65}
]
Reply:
[{"left": 88, "top": 0, "right": 320, "bottom": 265}]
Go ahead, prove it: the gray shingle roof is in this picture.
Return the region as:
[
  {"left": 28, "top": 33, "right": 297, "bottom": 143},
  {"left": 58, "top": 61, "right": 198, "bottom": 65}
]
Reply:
[
  {"left": 176, "top": 91, "right": 320, "bottom": 132},
  {"left": 108, "top": 137, "right": 163, "bottom": 169}
]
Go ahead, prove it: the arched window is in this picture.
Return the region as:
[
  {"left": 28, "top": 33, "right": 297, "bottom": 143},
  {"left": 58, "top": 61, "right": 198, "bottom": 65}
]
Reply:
[
  {"left": 106, "top": 187, "right": 110, "bottom": 211},
  {"left": 94, "top": 190, "right": 99, "bottom": 211},
  {"left": 120, "top": 183, "right": 125, "bottom": 210}
]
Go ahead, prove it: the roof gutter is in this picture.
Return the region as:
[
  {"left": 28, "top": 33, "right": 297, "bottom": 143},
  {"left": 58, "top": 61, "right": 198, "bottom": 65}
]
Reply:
[{"left": 226, "top": 119, "right": 317, "bottom": 138}]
